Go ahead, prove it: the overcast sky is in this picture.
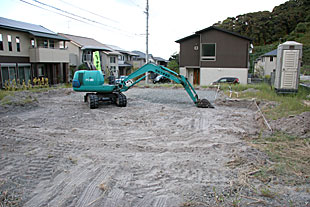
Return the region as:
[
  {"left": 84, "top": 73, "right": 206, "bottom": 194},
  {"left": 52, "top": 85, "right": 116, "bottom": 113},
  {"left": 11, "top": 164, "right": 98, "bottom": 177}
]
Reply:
[{"left": 1, "top": 0, "right": 288, "bottom": 59}]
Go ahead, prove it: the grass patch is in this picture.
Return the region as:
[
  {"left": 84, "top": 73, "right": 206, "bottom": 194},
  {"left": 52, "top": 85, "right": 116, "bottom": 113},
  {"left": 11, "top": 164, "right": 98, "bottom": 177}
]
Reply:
[
  {"left": 0, "top": 84, "right": 71, "bottom": 101},
  {"left": 251, "top": 132, "right": 310, "bottom": 185},
  {"left": 221, "top": 83, "right": 310, "bottom": 119},
  {"left": 0, "top": 90, "right": 14, "bottom": 100}
]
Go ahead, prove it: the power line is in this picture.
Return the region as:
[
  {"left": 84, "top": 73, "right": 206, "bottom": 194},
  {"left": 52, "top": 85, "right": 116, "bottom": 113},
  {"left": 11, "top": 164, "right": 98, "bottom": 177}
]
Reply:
[
  {"left": 57, "top": 0, "right": 119, "bottom": 23},
  {"left": 19, "top": 0, "right": 91, "bottom": 25},
  {"left": 18, "top": 0, "right": 139, "bottom": 38},
  {"left": 128, "top": 0, "right": 143, "bottom": 9},
  {"left": 20, "top": 0, "right": 140, "bottom": 37},
  {"left": 31, "top": 0, "right": 116, "bottom": 30}
]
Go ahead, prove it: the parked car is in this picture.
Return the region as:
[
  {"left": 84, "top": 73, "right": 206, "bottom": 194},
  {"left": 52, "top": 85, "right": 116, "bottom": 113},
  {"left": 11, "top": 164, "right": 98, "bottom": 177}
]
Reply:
[
  {"left": 211, "top": 77, "right": 239, "bottom": 85},
  {"left": 153, "top": 75, "right": 170, "bottom": 84}
]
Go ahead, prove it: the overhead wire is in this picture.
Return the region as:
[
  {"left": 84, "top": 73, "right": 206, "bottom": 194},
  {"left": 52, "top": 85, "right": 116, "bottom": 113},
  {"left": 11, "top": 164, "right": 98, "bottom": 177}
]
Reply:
[
  {"left": 127, "top": 0, "right": 144, "bottom": 9},
  {"left": 19, "top": 0, "right": 142, "bottom": 37},
  {"left": 19, "top": 0, "right": 92, "bottom": 26},
  {"left": 57, "top": 0, "right": 119, "bottom": 23}
]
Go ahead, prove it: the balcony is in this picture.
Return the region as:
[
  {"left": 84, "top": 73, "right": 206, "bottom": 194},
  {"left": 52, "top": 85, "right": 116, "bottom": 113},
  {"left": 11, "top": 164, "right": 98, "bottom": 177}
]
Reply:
[{"left": 29, "top": 47, "right": 69, "bottom": 63}]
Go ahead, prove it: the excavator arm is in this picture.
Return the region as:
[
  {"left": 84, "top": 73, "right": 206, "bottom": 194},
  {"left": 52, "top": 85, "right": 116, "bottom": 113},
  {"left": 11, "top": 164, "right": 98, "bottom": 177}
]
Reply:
[{"left": 119, "top": 63, "right": 213, "bottom": 108}]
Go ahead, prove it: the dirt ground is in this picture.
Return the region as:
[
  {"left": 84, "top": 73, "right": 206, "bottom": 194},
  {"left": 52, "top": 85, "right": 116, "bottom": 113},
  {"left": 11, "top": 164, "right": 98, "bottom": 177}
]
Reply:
[{"left": 0, "top": 87, "right": 309, "bottom": 207}]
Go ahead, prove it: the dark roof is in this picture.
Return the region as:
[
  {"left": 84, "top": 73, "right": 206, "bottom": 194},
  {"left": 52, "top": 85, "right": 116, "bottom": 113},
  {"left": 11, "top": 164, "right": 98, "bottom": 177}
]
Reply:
[
  {"left": 175, "top": 33, "right": 199, "bottom": 43},
  {"left": 105, "top": 44, "right": 139, "bottom": 56},
  {"left": 196, "top": 26, "right": 252, "bottom": 41},
  {"left": 176, "top": 26, "right": 252, "bottom": 43},
  {"left": 58, "top": 33, "right": 111, "bottom": 51},
  {"left": 29, "top": 31, "right": 68, "bottom": 41},
  {"left": 132, "top": 50, "right": 154, "bottom": 59},
  {"left": 262, "top": 49, "right": 277, "bottom": 57},
  {"left": 154, "top": 57, "right": 168, "bottom": 62},
  {"left": 0, "top": 16, "right": 68, "bottom": 40}
]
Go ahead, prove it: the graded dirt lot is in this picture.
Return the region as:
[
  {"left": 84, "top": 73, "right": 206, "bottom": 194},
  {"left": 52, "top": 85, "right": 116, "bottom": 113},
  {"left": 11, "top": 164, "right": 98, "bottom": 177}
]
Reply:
[{"left": 0, "top": 87, "right": 309, "bottom": 207}]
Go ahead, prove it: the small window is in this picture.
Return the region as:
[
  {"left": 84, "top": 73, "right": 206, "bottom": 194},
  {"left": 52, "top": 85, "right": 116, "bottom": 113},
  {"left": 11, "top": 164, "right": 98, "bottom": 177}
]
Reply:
[
  {"left": 43, "top": 40, "right": 48, "bottom": 48},
  {"left": 49, "top": 40, "right": 54, "bottom": 48},
  {"left": 270, "top": 56, "right": 273, "bottom": 62},
  {"left": 16, "top": 37, "right": 20, "bottom": 52},
  {"left": 59, "top": 41, "right": 65, "bottom": 49},
  {"left": 110, "top": 56, "right": 116, "bottom": 63},
  {"left": 0, "top": 34, "right": 3, "bottom": 50},
  {"left": 8, "top": 35, "right": 12, "bottom": 51},
  {"left": 201, "top": 43, "right": 216, "bottom": 61},
  {"left": 31, "top": 38, "right": 35, "bottom": 48},
  {"left": 38, "top": 66, "right": 44, "bottom": 77}
]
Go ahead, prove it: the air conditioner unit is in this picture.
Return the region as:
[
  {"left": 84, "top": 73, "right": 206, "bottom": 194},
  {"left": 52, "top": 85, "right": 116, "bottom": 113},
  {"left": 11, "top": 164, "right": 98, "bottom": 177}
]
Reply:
[{"left": 274, "top": 41, "right": 303, "bottom": 93}]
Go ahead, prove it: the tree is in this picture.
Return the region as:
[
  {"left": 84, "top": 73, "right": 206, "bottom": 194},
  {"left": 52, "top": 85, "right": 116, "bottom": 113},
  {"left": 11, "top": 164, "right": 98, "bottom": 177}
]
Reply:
[{"left": 168, "top": 52, "right": 179, "bottom": 73}]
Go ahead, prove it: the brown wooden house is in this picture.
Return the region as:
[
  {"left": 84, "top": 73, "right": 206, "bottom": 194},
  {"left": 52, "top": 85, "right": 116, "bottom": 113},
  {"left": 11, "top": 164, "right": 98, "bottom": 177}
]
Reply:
[{"left": 176, "top": 26, "right": 252, "bottom": 85}]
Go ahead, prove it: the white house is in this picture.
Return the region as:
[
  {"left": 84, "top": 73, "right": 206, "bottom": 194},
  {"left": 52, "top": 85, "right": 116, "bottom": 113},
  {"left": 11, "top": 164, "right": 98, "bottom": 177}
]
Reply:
[{"left": 254, "top": 49, "right": 277, "bottom": 77}]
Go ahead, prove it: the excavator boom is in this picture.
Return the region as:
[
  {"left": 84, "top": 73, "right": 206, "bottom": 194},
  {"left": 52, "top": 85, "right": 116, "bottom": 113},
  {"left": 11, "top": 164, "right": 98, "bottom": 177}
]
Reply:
[{"left": 119, "top": 63, "right": 213, "bottom": 108}]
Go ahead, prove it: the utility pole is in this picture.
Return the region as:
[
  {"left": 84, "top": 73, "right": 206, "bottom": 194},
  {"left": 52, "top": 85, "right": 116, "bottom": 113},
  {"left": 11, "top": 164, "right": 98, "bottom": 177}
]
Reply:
[{"left": 145, "top": 0, "right": 149, "bottom": 84}]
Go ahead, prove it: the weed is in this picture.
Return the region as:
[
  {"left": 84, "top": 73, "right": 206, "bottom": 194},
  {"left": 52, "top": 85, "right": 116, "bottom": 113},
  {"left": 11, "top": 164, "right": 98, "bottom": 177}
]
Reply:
[
  {"left": 251, "top": 132, "right": 310, "bottom": 185},
  {"left": 232, "top": 195, "right": 241, "bottom": 207},
  {"left": 260, "top": 187, "right": 276, "bottom": 198},
  {"left": 220, "top": 83, "right": 310, "bottom": 119}
]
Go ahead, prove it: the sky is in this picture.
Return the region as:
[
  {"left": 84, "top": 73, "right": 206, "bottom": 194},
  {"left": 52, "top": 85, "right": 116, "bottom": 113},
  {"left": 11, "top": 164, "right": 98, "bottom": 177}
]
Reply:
[{"left": 0, "top": 0, "right": 288, "bottom": 59}]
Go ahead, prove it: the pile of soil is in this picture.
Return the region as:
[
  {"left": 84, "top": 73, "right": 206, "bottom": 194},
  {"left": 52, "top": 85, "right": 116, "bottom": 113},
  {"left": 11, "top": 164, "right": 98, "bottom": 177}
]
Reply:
[{"left": 270, "top": 111, "right": 310, "bottom": 138}]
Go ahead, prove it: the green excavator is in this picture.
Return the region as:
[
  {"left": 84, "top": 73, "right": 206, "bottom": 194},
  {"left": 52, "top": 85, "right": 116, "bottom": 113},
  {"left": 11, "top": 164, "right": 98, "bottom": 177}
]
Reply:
[{"left": 72, "top": 63, "right": 214, "bottom": 109}]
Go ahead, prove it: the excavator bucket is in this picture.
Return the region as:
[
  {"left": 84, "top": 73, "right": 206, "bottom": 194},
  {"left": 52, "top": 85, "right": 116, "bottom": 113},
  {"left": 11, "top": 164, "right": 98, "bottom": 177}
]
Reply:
[{"left": 197, "top": 99, "right": 214, "bottom": 108}]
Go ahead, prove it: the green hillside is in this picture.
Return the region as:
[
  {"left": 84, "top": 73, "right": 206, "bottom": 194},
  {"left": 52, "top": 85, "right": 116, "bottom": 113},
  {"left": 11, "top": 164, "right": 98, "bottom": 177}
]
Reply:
[{"left": 213, "top": 0, "right": 310, "bottom": 74}]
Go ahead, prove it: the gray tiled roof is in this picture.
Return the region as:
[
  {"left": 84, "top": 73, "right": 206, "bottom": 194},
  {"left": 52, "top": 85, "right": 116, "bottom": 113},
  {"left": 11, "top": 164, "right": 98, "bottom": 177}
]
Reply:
[
  {"left": 0, "top": 16, "right": 55, "bottom": 34},
  {"left": 0, "top": 17, "right": 68, "bottom": 41},
  {"left": 262, "top": 49, "right": 277, "bottom": 57},
  {"left": 154, "top": 57, "right": 168, "bottom": 62},
  {"left": 58, "top": 33, "right": 111, "bottom": 51},
  {"left": 132, "top": 50, "right": 153, "bottom": 59}
]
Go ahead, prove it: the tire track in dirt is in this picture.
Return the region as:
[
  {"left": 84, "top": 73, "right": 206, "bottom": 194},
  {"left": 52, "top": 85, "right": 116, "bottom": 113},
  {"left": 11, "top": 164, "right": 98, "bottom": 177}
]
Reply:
[{"left": 0, "top": 126, "right": 80, "bottom": 206}]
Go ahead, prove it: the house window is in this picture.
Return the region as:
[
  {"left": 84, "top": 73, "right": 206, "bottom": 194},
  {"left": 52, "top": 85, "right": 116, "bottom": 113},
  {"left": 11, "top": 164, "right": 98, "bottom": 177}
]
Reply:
[
  {"left": 270, "top": 56, "right": 273, "bottom": 62},
  {"left": 49, "top": 40, "right": 54, "bottom": 49},
  {"left": 0, "top": 34, "right": 3, "bottom": 50},
  {"left": 16, "top": 37, "right": 20, "bottom": 52},
  {"left": 59, "top": 41, "right": 65, "bottom": 49},
  {"left": 18, "top": 66, "right": 31, "bottom": 84},
  {"left": 38, "top": 66, "right": 44, "bottom": 77},
  {"left": 43, "top": 40, "right": 48, "bottom": 48},
  {"left": 110, "top": 56, "right": 116, "bottom": 63},
  {"left": 201, "top": 43, "right": 216, "bottom": 61},
  {"left": 8, "top": 35, "right": 12, "bottom": 51},
  {"left": 31, "top": 38, "right": 35, "bottom": 48}
]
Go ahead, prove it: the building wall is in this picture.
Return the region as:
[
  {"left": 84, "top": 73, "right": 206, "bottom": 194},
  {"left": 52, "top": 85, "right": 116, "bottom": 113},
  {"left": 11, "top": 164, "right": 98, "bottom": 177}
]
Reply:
[
  {"left": 179, "top": 35, "right": 200, "bottom": 67},
  {"left": 0, "top": 28, "right": 70, "bottom": 86},
  {"left": 264, "top": 56, "right": 277, "bottom": 76},
  {"left": 254, "top": 56, "right": 277, "bottom": 76},
  {"left": 0, "top": 28, "right": 31, "bottom": 57},
  {"left": 200, "top": 67, "right": 248, "bottom": 85},
  {"left": 66, "top": 41, "right": 80, "bottom": 66},
  {"left": 29, "top": 47, "right": 69, "bottom": 63},
  {"left": 199, "top": 30, "right": 250, "bottom": 68}
]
